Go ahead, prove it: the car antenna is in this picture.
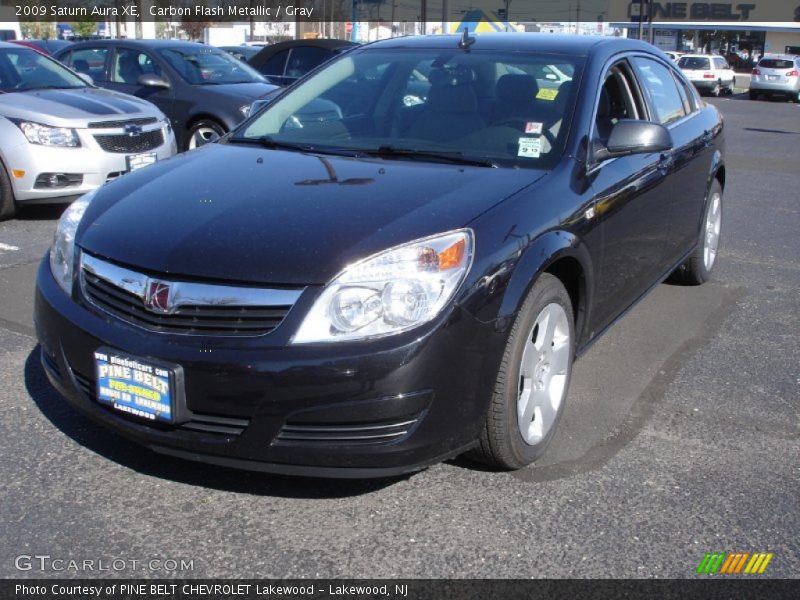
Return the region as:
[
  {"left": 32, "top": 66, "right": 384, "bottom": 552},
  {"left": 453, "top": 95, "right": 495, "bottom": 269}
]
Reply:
[{"left": 458, "top": 28, "right": 475, "bottom": 51}]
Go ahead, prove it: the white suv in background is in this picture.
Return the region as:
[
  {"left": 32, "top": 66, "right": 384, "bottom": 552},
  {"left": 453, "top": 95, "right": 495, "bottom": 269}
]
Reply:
[
  {"left": 677, "top": 54, "right": 735, "bottom": 96},
  {"left": 749, "top": 54, "right": 800, "bottom": 102}
]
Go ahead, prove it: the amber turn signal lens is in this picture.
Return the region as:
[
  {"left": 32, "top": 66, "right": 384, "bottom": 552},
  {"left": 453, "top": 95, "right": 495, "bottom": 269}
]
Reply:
[{"left": 438, "top": 238, "right": 466, "bottom": 270}]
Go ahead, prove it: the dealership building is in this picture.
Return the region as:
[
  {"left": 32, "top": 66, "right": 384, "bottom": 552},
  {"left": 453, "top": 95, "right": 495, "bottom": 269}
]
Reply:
[{"left": 609, "top": 1, "right": 800, "bottom": 58}]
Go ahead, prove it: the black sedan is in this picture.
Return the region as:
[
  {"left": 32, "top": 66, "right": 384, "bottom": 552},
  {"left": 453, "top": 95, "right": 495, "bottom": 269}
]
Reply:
[
  {"left": 35, "top": 34, "right": 725, "bottom": 477},
  {"left": 247, "top": 38, "right": 355, "bottom": 86},
  {"left": 54, "top": 40, "right": 278, "bottom": 150}
]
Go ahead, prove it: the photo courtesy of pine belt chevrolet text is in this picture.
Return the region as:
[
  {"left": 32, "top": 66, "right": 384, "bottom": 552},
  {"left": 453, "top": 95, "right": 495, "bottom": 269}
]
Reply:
[{"left": 33, "top": 33, "right": 725, "bottom": 477}]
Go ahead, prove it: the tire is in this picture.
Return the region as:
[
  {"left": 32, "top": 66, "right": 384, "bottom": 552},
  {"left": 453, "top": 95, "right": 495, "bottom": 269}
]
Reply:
[
  {"left": 749, "top": 89, "right": 758, "bottom": 100},
  {"left": 0, "top": 159, "right": 16, "bottom": 221},
  {"left": 185, "top": 119, "right": 226, "bottom": 151},
  {"left": 471, "top": 273, "right": 575, "bottom": 470},
  {"left": 675, "top": 180, "right": 723, "bottom": 285}
]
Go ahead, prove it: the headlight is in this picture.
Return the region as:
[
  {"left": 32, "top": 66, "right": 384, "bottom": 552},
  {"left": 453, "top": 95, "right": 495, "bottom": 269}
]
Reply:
[
  {"left": 49, "top": 190, "right": 95, "bottom": 294},
  {"left": 16, "top": 121, "right": 80, "bottom": 147},
  {"left": 293, "top": 230, "right": 474, "bottom": 344}
]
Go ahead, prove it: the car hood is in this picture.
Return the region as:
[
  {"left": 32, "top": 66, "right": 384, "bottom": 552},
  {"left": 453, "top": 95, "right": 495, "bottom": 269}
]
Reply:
[
  {"left": 79, "top": 143, "right": 544, "bottom": 286},
  {"left": 0, "top": 87, "right": 163, "bottom": 126},
  {"left": 193, "top": 81, "right": 279, "bottom": 103}
]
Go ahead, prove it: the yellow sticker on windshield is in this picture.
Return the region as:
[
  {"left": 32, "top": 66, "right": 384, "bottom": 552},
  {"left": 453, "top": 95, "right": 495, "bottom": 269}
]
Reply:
[{"left": 537, "top": 88, "right": 559, "bottom": 101}]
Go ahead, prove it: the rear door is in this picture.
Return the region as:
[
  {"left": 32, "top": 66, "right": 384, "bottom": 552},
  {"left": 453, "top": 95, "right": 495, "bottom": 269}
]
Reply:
[{"left": 630, "top": 55, "right": 710, "bottom": 266}]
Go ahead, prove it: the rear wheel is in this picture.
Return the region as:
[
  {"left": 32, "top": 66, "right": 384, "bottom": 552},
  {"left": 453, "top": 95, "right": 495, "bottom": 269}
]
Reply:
[
  {"left": 471, "top": 274, "right": 575, "bottom": 470},
  {"left": 675, "top": 180, "right": 723, "bottom": 285},
  {"left": 0, "top": 160, "right": 16, "bottom": 221},
  {"left": 749, "top": 89, "right": 758, "bottom": 100}
]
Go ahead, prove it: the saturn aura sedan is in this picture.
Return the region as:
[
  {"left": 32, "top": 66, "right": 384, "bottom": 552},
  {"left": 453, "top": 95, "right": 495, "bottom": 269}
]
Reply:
[
  {"left": 35, "top": 34, "right": 725, "bottom": 477},
  {"left": 0, "top": 41, "right": 176, "bottom": 220}
]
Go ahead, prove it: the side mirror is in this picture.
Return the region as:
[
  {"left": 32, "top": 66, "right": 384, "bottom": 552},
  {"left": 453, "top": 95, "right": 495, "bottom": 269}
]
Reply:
[
  {"left": 77, "top": 72, "right": 93, "bottom": 86},
  {"left": 593, "top": 120, "right": 673, "bottom": 164},
  {"left": 246, "top": 98, "right": 271, "bottom": 118},
  {"left": 137, "top": 74, "right": 170, "bottom": 89}
]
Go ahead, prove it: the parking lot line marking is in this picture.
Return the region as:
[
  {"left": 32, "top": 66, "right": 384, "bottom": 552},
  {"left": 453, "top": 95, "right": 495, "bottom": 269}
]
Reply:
[{"left": 0, "top": 243, "right": 20, "bottom": 252}]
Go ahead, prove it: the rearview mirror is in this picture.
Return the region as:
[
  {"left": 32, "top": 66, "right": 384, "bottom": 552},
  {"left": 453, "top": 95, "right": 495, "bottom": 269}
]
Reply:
[
  {"left": 137, "top": 74, "right": 170, "bottom": 89},
  {"left": 77, "top": 72, "right": 93, "bottom": 86},
  {"left": 593, "top": 120, "right": 673, "bottom": 163}
]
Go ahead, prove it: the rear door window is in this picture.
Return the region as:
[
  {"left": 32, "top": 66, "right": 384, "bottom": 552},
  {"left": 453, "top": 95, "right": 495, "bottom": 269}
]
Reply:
[
  {"left": 260, "top": 49, "right": 290, "bottom": 76},
  {"left": 631, "top": 57, "right": 686, "bottom": 126}
]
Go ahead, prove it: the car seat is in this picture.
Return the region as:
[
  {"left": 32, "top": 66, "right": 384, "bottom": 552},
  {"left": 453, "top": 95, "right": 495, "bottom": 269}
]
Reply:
[{"left": 404, "top": 65, "right": 485, "bottom": 143}]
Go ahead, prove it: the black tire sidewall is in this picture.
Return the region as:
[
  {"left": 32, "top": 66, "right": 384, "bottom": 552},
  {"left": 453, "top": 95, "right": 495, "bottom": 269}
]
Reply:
[
  {"left": 692, "top": 180, "right": 723, "bottom": 282},
  {"left": 0, "top": 158, "right": 16, "bottom": 220},
  {"left": 501, "top": 275, "right": 575, "bottom": 466}
]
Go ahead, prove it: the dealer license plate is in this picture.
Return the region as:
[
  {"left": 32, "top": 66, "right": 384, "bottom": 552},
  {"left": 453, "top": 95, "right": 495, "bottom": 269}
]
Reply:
[
  {"left": 126, "top": 152, "right": 157, "bottom": 172},
  {"left": 94, "top": 350, "right": 174, "bottom": 423}
]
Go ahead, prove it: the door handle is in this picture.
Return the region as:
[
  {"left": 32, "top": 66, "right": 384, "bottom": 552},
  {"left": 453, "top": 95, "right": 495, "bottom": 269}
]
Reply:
[{"left": 658, "top": 152, "right": 675, "bottom": 173}]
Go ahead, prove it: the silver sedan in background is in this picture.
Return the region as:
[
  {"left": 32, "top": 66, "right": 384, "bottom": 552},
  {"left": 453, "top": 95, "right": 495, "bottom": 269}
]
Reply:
[{"left": 0, "top": 41, "right": 176, "bottom": 220}]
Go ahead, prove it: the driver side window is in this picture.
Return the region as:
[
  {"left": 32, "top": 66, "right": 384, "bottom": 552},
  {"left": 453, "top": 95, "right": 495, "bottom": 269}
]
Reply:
[{"left": 594, "top": 61, "right": 644, "bottom": 144}]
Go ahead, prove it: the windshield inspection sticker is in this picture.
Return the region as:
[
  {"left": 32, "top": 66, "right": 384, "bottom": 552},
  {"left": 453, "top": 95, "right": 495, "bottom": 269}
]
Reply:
[
  {"left": 537, "top": 88, "right": 559, "bottom": 101},
  {"left": 518, "top": 137, "right": 542, "bottom": 158},
  {"left": 525, "top": 122, "right": 543, "bottom": 135}
]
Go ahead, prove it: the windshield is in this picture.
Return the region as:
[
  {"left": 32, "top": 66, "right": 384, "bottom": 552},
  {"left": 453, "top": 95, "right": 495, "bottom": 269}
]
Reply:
[
  {"left": 158, "top": 47, "right": 266, "bottom": 85},
  {"left": 678, "top": 57, "right": 711, "bottom": 70},
  {"left": 0, "top": 47, "right": 85, "bottom": 92},
  {"left": 235, "top": 48, "right": 583, "bottom": 169}
]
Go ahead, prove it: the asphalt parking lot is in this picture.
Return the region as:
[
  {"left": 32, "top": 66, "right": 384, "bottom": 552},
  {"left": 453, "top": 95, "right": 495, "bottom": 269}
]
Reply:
[{"left": 0, "top": 94, "right": 797, "bottom": 579}]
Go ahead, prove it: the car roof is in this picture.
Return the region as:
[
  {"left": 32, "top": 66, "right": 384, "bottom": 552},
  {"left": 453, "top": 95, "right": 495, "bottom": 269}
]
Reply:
[
  {"left": 365, "top": 33, "right": 654, "bottom": 56},
  {"left": 59, "top": 39, "right": 211, "bottom": 50},
  {"left": 257, "top": 38, "right": 355, "bottom": 51},
  {"left": 760, "top": 54, "right": 798, "bottom": 61},
  {"left": 680, "top": 54, "right": 719, "bottom": 58}
]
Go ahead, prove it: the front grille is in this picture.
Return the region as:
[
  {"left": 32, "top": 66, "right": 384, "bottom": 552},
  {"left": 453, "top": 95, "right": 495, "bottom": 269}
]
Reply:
[
  {"left": 70, "top": 366, "right": 250, "bottom": 436},
  {"left": 88, "top": 117, "right": 158, "bottom": 129},
  {"left": 80, "top": 254, "right": 301, "bottom": 337},
  {"left": 276, "top": 417, "right": 420, "bottom": 446},
  {"left": 94, "top": 129, "right": 164, "bottom": 153}
]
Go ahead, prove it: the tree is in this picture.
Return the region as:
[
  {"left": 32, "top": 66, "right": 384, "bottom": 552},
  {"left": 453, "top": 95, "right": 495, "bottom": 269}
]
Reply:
[
  {"left": 181, "top": 19, "right": 211, "bottom": 42},
  {"left": 20, "top": 21, "right": 55, "bottom": 40},
  {"left": 70, "top": 20, "right": 99, "bottom": 39}
]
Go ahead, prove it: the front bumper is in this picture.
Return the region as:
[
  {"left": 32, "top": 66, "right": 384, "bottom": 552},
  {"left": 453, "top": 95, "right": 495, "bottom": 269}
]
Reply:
[
  {"left": 34, "top": 257, "right": 501, "bottom": 478},
  {"left": 5, "top": 125, "right": 176, "bottom": 204}
]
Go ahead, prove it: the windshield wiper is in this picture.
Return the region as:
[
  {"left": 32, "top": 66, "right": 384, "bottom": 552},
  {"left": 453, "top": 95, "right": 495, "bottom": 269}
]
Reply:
[
  {"left": 365, "top": 146, "right": 498, "bottom": 168},
  {"left": 231, "top": 135, "right": 359, "bottom": 157}
]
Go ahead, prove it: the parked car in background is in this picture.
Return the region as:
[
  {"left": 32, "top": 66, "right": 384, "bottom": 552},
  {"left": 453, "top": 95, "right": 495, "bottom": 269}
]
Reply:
[
  {"left": 749, "top": 54, "right": 800, "bottom": 101},
  {"left": 54, "top": 40, "right": 278, "bottom": 150},
  {"left": 664, "top": 51, "right": 685, "bottom": 62},
  {"left": 248, "top": 38, "right": 356, "bottom": 86},
  {"left": 35, "top": 34, "right": 725, "bottom": 476},
  {"left": 678, "top": 54, "right": 735, "bottom": 96},
  {"left": 218, "top": 45, "right": 260, "bottom": 62},
  {"left": 0, "top": 42, "right": 176, "bottom": 220},
  {"left": 12, "top": 39, "right": 72, "bottom": 56}
]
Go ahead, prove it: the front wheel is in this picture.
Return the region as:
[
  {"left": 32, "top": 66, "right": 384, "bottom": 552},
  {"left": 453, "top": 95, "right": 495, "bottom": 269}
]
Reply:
[
  {"left": 0, "top": 160, "right": 16, "bottom": 221},
  {"left": 676, "top": 180, "right": 723, "bottom": 285},
  {"left": 185, "top": 119, "right": 226, "bottom": 151},
  {"left": 471, "top": 273, "right": 575, "bottom": 470}
]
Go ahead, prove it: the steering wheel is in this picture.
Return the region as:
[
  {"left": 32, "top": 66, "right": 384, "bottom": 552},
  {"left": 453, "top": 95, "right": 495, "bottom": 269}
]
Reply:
[{"left": 493, "top": 118, "right": 557, "bottom": 148}]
